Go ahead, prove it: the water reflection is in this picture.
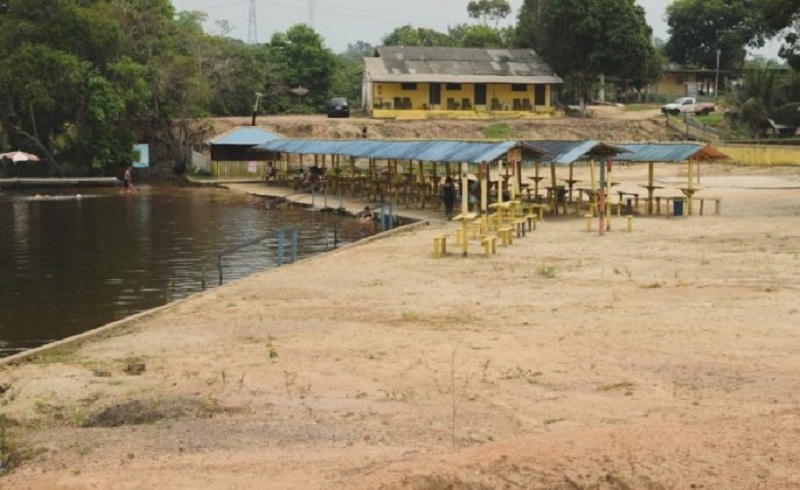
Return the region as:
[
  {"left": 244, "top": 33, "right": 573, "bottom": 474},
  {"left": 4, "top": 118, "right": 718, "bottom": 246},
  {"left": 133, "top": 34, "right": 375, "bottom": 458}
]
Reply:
[{"left": 0, "top": 185, "right": 377, "bottom": 356}]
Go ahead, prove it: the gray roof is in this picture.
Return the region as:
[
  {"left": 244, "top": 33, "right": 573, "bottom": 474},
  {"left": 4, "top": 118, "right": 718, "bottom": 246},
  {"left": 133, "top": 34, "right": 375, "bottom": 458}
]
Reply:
[
  {"left": 615, "top": 143, "right": 729, "bottom": 162},
  {"left": 254, "top": 139, "right": 551, "bottom": 165},
  {"left": 522, "top": 140, "right": 631, "bottom": 164},
  {"left": 205, "top": 126, "right": 282, "bottom": 146},
  {"left": 253, "top": 139, "right": 727, "bottom": 165},
  {"left": 365, "top": 47, "right": 563, "bottom": 85}
]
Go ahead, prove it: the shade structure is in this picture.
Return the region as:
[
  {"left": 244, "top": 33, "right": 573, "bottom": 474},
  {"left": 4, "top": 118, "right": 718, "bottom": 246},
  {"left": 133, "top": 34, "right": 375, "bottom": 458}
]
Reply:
[{"left": 0, "top": 150, "right": 40, "bottom": 163}]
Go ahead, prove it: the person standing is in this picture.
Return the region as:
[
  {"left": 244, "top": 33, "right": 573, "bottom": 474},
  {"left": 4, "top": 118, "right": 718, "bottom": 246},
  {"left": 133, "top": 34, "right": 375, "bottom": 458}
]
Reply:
[
  {"left": 123, "top": 165, "right": 138, "bottom": 194},
  {"left": 441, "top": 177, "right": 456, "bottom": 220}
]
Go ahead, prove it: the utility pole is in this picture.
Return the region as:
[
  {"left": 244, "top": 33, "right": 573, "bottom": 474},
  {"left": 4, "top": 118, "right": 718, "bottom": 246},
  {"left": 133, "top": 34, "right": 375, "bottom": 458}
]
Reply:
[
  {"left": 248, "top": 0, "right": 258, "bottom": 45},
  {"left": 714, "top": 29, "right": 733, "bottom": 104}
]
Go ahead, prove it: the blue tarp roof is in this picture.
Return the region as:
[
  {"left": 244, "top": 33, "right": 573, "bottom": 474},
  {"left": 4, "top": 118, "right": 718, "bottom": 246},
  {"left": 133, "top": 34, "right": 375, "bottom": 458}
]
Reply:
[
  {"left": 255, "top": 139, "right": 551, "bottom": 164},
  {"left": 615, "top": 143, "right": 722, "bottom": 162},
  {"left": 251, "top": 137, "right": 726, "bottom": 165},
  {"left": 205, "top": 127, "right": 282, "bottom": 146},
  {"left": 522, "top": 140, "right": 631, "bottom": 164}
]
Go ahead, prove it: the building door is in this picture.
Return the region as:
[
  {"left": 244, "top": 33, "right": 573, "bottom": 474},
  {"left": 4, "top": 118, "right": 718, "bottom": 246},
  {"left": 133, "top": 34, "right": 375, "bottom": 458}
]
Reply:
[
  {"left": 429, "top": 83, "right": 441, "bottom": 107},
  {"left": 475, "top": 84, "right": 487, "bottom": 105},
  {"left": 534, "top": 85, "right": 546, "bottom": 106}
]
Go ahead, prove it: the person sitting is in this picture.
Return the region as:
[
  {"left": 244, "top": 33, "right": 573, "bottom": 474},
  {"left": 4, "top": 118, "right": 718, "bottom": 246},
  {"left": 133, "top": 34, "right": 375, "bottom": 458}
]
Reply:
[
  {"left": 265, "top": 162, "right": 276, "bottom": 183},
  {"left": 358, "top": 206, "right": 375, "bottom": 223}
]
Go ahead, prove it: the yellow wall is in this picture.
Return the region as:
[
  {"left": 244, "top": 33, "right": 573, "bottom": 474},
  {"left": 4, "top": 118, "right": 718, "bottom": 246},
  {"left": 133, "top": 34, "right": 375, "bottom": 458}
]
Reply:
[
  {"left": 373, "top": 83, "right": 428, "bottom": 110},
  {"left": 718, "top": 145, "right": 800, "bottom": 166},
  {"left": 372, "top": 81, "right": 552, "bottom": 113},
  {"left": 442, "top": 83, "right": 474, "bottom": 109},
  {"left": 211, "top": 160, "right": 274, "bottom": 179},
  {"left": 655, "top": 73, "right": 698, "bottom": 96}
]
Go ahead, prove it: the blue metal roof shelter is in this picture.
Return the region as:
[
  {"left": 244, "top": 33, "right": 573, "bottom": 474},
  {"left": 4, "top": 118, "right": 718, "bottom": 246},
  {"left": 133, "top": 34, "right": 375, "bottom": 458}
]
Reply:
[
  {"left": 205, "top": 126, "right": 282, "bottom": 146},
  {"left": 254, "top": 139, "right": 551, "bottom": 164}
]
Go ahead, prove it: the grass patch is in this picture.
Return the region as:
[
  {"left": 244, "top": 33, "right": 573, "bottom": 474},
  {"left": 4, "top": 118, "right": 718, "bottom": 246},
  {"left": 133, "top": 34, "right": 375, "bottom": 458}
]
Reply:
[
  {"left": 26, "top": 344, "right": 82, "bottom": 365},
  {"left": 482, "top": 123, "right": 511, "bottom": 139},
  {"left": 0, "top": 416, "right": 46, "bottom": 476},
  {"left": 598, "top": 381, "right": 634, "bottom": 393},
  {"left": 537, "top": 265, "right": 557, "bottom": 279},
  {"left": 623, "top": 103, "right": 661, "bottom": 112},
  {"left": 695, "top": 113, "right": 725, "bottom": 126}
]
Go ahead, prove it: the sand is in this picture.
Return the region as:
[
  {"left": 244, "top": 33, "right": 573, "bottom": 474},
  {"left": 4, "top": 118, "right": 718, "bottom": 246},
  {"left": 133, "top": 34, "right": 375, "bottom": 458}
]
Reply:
[{"left": 1, "top": 162, "right": 799, "bottom": 489}]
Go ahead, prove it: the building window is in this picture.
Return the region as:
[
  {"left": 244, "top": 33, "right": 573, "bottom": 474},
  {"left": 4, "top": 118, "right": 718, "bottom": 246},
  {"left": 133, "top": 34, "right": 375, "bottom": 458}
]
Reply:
[
  {"left": 401, "top": 83, "right": 418, "bottom": 90},
  {"left": 511, "top": 84, "right": 527, "bottom": 92},
  {"left": 445, "top": 83, "right": 461, "bottom": 91}
]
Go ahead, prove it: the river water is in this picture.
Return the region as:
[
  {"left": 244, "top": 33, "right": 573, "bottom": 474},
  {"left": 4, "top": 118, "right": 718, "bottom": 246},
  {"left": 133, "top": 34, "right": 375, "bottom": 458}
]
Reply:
[{"left": 0, "top": 184, "right": 377, "bottom": 356}]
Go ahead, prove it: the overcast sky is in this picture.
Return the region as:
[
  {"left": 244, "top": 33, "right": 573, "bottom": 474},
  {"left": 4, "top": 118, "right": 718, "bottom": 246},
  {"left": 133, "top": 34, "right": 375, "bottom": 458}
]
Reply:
[{"left": 171, "top": 0, "right": 780, "bottom": 58}]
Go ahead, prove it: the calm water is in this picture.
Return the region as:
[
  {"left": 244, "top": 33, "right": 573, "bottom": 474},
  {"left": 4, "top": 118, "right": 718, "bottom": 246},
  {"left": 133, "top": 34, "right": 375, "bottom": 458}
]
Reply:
[{"left": 0, "top": 184, "right": 377, "bottom": 356}]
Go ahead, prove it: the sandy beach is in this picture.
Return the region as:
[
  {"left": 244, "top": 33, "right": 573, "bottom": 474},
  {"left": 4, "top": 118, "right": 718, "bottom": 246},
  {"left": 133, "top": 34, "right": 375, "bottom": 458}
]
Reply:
[{"left": 1, "top": 162, "right": 799, "bottom": 489}]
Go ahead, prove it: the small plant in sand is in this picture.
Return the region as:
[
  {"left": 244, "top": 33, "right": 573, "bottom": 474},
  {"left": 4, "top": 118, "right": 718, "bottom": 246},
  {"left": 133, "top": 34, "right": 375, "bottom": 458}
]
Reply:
[
  {"left": 430, "top": 346, "right": 471, "bottom": 450},
  {"left": 282, "top": 370, "right": 297, "bottom": 396},
  {"left": 499, "top": 366, "right": 541, "bottom": 384},
  {"left": 537, "top": 265, "right": 557, "bottom": 279},
  {"left": 378, "top": 388, "right": 415, "bottom": 401},
  {"left": 598, "top": 380, "right": 635, "bottom": 396},
  {"left": 640, "top": 281, "right": 663, "bottom": 289},
  {"left": 266, "top": 341, "right": 278, "bottom": 360}
]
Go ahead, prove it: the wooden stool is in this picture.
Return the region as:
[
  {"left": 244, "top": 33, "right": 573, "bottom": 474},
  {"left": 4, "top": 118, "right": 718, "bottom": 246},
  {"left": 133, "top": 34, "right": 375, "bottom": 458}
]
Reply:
[
  {"left": 498, "top": 227, "right": 513, "bottom": 246},
  {"left": 481, "top": 235, "right": 497, "bottom": 256},
  {"left": 432, "top": 236, "right": 447, "bottom": 258}
]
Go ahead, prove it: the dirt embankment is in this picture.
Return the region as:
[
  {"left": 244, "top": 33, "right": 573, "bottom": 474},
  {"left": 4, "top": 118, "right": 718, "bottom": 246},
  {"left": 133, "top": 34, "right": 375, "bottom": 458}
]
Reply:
[{"left": 194, "top": 106, "right": 670, "bottom": 143}]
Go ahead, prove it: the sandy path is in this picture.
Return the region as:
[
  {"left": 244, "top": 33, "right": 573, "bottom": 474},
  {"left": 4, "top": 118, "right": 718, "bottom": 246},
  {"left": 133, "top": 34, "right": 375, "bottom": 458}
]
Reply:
[{"left": 1, "top": 163, "right": 799, "bottom": 489}]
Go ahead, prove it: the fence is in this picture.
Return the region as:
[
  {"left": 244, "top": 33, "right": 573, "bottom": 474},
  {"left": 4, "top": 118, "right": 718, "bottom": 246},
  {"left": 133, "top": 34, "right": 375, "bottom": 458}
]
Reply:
[
  {"left": 716, "top": 144, "right": 800, "bottom": 166},
  {"left": 199, "top": 225, "right": 338, "bottom": 291}
]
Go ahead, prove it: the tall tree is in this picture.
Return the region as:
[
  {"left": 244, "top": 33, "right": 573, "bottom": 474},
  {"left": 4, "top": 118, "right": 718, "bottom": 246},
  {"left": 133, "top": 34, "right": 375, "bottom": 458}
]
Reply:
[
  {"left": 526, "top": 0, "right": 660, "bottom": 107},
  {"left": 266, "top": 24, "right": 339, "bottom": 113},
  {"left": 664, "top": 0, "right": 765, "bottom": 69},
  {"left": 514, "top": 0, "right": 545, "bottom": 49},
  {"left": 449, "top": 23, "right": 508, "bottom": 48},
  {"left": 381, "top": 25, "right": 454, "bottom": 47},
  {"left": 759, "top": 0, "right": 800, "bottom": 69},
  {"left": 467, "top": 0, "right": 511, "bottom": 28}
]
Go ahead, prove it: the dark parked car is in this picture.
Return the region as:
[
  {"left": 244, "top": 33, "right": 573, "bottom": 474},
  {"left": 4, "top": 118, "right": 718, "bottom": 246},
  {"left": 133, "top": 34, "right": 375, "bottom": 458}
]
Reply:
[{"left": 326, "top": 97, "right": 349, "bottom": 118}]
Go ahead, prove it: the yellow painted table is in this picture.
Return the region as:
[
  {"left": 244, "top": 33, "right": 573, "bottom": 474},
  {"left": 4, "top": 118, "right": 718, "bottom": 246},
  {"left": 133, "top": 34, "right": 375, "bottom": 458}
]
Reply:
[{"left": 451, "top": 212, "right": 478, "bottom": 257}]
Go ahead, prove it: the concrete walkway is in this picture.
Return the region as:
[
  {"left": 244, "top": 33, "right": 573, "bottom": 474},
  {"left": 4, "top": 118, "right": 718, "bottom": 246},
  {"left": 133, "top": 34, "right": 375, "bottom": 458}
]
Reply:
[{"left": 189, "top": 177, "right": 449, "bottom": 224}]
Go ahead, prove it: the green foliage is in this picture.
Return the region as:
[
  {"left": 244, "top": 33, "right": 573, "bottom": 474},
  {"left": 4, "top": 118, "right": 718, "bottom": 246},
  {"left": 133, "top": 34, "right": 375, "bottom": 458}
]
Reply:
[
  {"left": 524, "top": 0, "right": 661, "bottom": 102},
  {"left": 760, "top": 0, "right": 800, "bottom": 69},
  {"left": 382, "top": 25, "right": 455, "bottom": 47},
  {"left": 664, "top": 0, "right": 763, "bottom": 69},
  {"left": 467, "top": 0, "right": 511, "bottom": 27},
  {"left": 449, "top": 24, "right": 509, "bottom": 48},
  {"left": 265, "top": 24, "right": 340, "bottom": 113},
  {"left": 481, "top": 123, "right": 511, "bottom": 138}
]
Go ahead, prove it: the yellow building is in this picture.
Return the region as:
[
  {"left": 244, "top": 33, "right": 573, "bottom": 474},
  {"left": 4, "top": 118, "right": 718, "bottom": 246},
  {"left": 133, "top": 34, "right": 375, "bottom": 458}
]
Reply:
[
  {"left": 363, "top": 47, "right": 563, "bottom": 120},
  {"left": 651, "top": 66, "right": 725, "bottom": 98}
]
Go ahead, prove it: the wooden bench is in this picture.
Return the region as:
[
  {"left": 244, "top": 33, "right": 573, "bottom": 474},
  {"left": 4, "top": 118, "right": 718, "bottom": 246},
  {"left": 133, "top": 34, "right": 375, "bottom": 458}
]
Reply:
[
  {"left": 432, "top": 235, "right": 447, "bottom": 258},
  {"left": 617, "top": 191, "right": 640, "bottom": 215},
  {"left": 698, "top": 197, "right": 723, "bottom": 215},
  {"left": 481, "top": 235, "right": 497, "bottom": 256}
]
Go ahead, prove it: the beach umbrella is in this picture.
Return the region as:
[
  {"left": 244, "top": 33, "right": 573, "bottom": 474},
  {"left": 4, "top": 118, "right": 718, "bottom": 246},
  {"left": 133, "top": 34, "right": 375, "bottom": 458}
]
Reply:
[
  {"left": 1, "top": 150, "right": 41, "bottom": 179},
  {"left": 0, "top": 150, "right": 40, "bottom": 163}
]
